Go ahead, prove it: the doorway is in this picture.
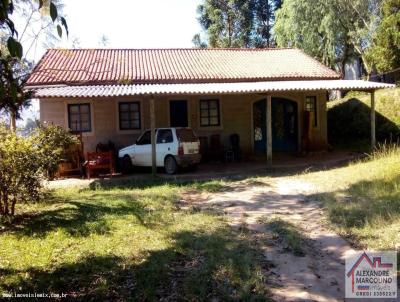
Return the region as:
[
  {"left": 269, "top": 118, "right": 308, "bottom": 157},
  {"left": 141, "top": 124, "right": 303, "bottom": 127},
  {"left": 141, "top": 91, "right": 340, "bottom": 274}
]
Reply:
[
  {"left": 272, "top": 98, "right": 298, "bottom": 152},
  {"left": 253, "top": 99, "right": 267, "bottom": 154},
  {"left": 170, "top": 100, "right": 188, "bottom": 127}
]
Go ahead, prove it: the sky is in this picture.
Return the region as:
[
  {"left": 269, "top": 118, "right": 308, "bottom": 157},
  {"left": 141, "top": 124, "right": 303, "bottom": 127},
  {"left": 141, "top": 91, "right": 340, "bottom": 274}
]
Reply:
[
  {"left": 9, "top": 0, "right": 204, "bottom": 126},
  {"left": 60, "top": 0, "right": 203, "bottom": 50}
]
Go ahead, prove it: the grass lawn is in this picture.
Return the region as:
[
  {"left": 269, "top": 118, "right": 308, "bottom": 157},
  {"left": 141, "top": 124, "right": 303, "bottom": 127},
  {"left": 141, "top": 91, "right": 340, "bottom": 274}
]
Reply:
[
  {"left": 0, "top": 182, "right": 270, "bottom": 301},
  {"left": 327, "top": 88, "right": 400, "bottom": 152},
  {"left": 296, "top": 147, "right": 400, "bottom": 252}
]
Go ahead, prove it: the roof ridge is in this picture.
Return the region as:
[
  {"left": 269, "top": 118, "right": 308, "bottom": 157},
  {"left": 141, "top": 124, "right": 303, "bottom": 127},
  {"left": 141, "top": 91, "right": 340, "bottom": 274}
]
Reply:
[{"left": 48, "top": 47, "right": 295, "bottom": 51}]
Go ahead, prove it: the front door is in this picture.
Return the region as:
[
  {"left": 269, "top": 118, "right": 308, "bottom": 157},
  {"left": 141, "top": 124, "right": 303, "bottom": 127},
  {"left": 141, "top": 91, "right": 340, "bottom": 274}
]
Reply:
[
  {"left": 253, "top": 99, "right": 267, "bottom": 154},
  {"left": 272, "top": 98, "right": 298, "bottom": 152},
  {"left": 170, "top": 100, "right": 188, "bottom": 127}
]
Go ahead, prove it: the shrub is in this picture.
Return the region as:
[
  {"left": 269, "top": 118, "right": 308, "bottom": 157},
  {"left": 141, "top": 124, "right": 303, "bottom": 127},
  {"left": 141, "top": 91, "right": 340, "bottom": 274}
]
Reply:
[
  {"left": 0, "top": 124, "right": 78, "bottom": 216},
  {"left": 0, "top": 127, "right": 42, "bottom": 216},
  {"left": 32, "top": 123, "right": 79, "bottom": 179}
]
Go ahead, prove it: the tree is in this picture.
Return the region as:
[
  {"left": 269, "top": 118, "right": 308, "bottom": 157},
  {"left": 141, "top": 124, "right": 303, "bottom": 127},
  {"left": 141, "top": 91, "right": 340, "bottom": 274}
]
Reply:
[
  {"left": 274, "top": 0, "right": 382, "bottom": 77},
  {"left": 0, "top": 124, "right": 78, "bottom": 216},
  {"left": 0, "top": 0, "right": 67, "bottom": 131},
  {"left": 367, "top": 0, "right": 400, "bottom": 73},
  {"left": 196, "top": 0, "right": 254, "bottom": 48},
  {"left": 98, "top": 34, "right": 109, "bottom": 47},
  {"left": 192, "top": 33, "right": 207, "bottom": 48},
  {"left": 194, "top": 0, "right": 283, "bottom": 48},
  {"left": 0, "top": 55, "right": 33, "bottom": 131}
]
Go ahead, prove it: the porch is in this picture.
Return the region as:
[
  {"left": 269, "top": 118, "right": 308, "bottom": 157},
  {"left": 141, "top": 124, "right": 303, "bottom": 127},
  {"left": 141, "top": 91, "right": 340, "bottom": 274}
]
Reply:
[
  {"left": 48, "top": 149, "right": 359, "bottom": 187},
  {"left": 36, "top": 79, "right": 394, "bottom": 177}
]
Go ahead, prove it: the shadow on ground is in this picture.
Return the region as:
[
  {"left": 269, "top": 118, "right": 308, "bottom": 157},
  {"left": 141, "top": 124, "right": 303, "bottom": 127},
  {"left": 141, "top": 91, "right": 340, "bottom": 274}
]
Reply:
[
  {"left": 0, "top": 191, "right": 177, "bottom": 238},
  {"left": 0, "top": 229, "right": 271, "bottom": 301}
]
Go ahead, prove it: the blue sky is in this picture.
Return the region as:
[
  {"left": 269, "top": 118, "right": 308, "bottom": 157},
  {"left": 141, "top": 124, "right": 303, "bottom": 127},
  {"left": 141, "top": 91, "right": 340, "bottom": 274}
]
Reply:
[{"left": 11, "top": 0, "right": 204, "bottom": 125}]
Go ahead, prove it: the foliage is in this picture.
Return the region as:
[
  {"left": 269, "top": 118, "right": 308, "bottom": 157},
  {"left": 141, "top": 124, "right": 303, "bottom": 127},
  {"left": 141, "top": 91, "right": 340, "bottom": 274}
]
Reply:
[
  {"left": 0, "top": 0, "right": 67, "bottom": 59},
  {"left": 327, "top": 88, "right": 400, "bottom": 146},
  {"left": 0, "top": 0, "right": 67, "bottom": 130},
  {"left": 195, "top": 0, "right": 282, "bottom": 48},
  {"left": 274, "top": 0, "right": 382, "bottom": 76},
  {"left": 32, "top": 123, "right": 79, "bottom": 178},
  {"left": 0, "top": 125, "right": 42, "bottom": 216},
  {"left": 367, "top": 0, "right": 400, "bottom": 73},
  {"left": 0, "top": 55, "right": 33, "bottom": 126},
  {"left": 0, "top": 124, "right": 78, "bottom": 216}
]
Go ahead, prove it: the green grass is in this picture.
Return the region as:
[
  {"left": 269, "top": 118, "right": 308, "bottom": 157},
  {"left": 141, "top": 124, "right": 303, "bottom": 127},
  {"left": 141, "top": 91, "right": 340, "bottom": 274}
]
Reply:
[
  {"left": 297, "top": 146, "right": 400, "bottom": 251},
  {"left": 265, "top": 217, "right": 305, "bottom": 257},
  {"left": 0, "top": 184, "right": 270, "bottom": 301},
  {"left": 328, "top": 88, "right": 400, "bottom": 150}
]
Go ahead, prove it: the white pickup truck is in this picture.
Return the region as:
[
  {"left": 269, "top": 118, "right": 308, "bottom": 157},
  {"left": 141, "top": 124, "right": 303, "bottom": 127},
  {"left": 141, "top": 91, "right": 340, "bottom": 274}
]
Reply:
[{"left": 118, "top": 128, "right": 201, "bottom": 174}]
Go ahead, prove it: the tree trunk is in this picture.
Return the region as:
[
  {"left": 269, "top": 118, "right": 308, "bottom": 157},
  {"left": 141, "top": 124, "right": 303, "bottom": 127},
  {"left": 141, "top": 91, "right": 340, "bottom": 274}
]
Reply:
[
  {"left": 3, "top": 190, "right": 9, "bottom": 215},
  {"left": 0, "top": 190, "right": 3, "bottom": 215},
  {"left": 11, "top": 197, "right": 16, "bottom": 216},
  {"left": 10, "top": 109, "right": 17, "bottom": 132},
  {"left": 361, "top": 54, "right": 372, "bottom": 80}
]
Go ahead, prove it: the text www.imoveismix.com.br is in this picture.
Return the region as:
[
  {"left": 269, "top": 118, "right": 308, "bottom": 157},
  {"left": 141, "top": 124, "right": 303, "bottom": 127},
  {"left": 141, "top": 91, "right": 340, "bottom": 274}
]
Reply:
[{"left": 2, "top": 292, "right": 68, "bottom": 298}]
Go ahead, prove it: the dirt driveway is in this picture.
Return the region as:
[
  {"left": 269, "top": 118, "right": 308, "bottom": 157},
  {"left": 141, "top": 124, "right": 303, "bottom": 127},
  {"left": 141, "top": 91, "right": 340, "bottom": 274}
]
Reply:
[{"left": 183, "top": 177, "right": 374, "bottom": 302}]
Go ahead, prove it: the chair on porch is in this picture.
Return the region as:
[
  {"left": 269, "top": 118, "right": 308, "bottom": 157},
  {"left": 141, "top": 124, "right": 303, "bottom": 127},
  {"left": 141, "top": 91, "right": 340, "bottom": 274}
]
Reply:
[
  {"left": 56, "top": 131, "right": 84, "bottom": 178},
  {"left": 208, "top": 134, "right": 225, "bottom": 162},
  {"left": 85, "top": 151, "right": 115, "bottom": 179},
  {"left": 226, "top": 133, "right": 242, "bottom": 162}
]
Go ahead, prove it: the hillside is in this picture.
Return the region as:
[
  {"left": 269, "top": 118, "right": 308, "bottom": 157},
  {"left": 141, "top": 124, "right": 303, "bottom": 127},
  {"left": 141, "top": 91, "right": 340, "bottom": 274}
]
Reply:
[{"left": 328, "top": 88, "right": 400, "bottom": 148}]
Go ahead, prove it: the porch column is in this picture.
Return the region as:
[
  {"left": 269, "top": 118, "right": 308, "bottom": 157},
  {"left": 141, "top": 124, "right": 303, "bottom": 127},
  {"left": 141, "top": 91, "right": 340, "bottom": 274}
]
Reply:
[
  {"left": 371, "top": 91, "right": 376, "bottom": 150},
  {"left": 266, "top": 95, "right": 272, "bottom": 166},
  {"left": 150, "top": 96, "right": 157, "bottom": 176}
]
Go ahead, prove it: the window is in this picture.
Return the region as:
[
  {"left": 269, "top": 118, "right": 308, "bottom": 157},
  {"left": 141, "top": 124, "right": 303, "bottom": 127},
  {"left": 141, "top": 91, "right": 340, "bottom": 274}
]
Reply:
[
  {"left": 305, "top": 96, "right": 318, "bottom": 127},
  {"left": 200, "top": 99, "right": 220, "bottom": 127},
  {"left": 68, "top": 103, "right": 91, "bottom": 132},
  {"left": 136, "top": 130, "right": 151, "bottom": 145},
  {"left": 157, "top": 129, "right": 173, "bottom": 144},
  {"left": 119, "top": 102, "right": 141, "bottom": 130}
]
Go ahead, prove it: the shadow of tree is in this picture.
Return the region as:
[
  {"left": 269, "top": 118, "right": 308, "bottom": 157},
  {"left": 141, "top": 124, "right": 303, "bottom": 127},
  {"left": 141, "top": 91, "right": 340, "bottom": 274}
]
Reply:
[
  {"left": 1, "top": 191, "right": 174, "bottom": 238},
  {"left": 328, "top": 98, "right": 400, "bottom": 146},
  {"left": 310, "top": 174, "right": 400, "bottom": 229},
  {"left": 0, "top": 229, "right": 271, "bottom": 301}
]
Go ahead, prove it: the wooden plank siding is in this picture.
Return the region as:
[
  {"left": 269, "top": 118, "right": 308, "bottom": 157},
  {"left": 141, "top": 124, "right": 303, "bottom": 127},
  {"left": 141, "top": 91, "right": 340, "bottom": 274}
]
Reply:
[{"left": 39, "top": 92, "right": 328, "bottom": 154}]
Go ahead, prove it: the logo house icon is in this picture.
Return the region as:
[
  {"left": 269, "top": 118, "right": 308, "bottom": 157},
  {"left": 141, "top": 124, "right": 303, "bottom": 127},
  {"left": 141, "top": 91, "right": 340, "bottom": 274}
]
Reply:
[{"left": 345, "top": 251, "right": 397, "bottom": 299}]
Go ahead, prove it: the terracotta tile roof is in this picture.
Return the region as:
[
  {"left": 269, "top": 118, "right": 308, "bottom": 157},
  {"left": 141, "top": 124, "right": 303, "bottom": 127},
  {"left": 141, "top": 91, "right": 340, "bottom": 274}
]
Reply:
[
  {"left": 26, "top": 48, "right": 340, "bottom": 86},
  {"left": 32, "top": 80, "right": 394, "bottom": 98}
]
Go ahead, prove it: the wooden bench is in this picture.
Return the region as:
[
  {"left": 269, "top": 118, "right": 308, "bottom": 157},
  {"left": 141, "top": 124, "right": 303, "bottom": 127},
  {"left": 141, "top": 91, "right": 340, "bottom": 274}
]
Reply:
[{"left": 85, "top": 151, "right": 115, "bottom": 179}]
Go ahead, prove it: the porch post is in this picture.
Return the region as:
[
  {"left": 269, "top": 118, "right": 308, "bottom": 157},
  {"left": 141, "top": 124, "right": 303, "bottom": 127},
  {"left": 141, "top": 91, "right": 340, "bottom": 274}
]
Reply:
[
  {"left": 371, "top": 90, "right": 376, "bottom": 150},
  {"left": 266, "top": 95, "right": 272, "bottom": 166},
  {"left": 150, "top": 95, "right": 157, "bottom": 176}
]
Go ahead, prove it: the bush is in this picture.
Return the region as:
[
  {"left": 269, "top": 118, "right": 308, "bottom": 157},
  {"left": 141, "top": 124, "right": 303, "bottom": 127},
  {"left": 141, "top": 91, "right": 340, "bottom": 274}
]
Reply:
[
  {"left": 33, "top": 123, "right": 79, "bottom": 178},
  {"left": 0, "top": 124, "right": 78, "bottom": 216}
]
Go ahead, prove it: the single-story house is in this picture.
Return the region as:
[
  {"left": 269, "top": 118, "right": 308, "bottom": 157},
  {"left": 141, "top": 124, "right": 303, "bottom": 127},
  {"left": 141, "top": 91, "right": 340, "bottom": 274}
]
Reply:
[{"left": 26, "top": 48, "right": 393, "bottom": 167}]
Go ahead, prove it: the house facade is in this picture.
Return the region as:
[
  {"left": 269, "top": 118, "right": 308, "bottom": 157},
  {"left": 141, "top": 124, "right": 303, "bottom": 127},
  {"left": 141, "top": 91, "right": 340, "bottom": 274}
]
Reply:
[{"left": 26, "top": 48, "right": 391, "bottom": 161}]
